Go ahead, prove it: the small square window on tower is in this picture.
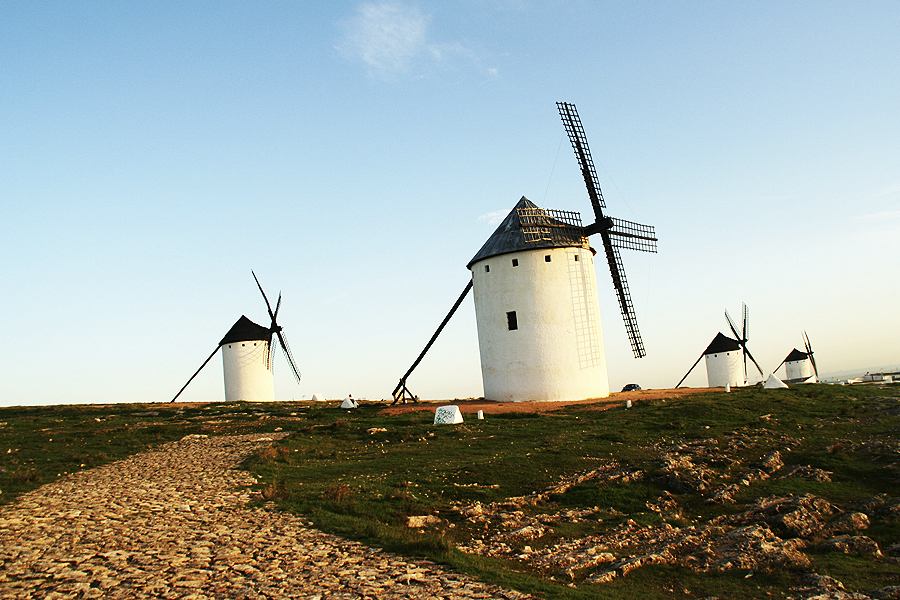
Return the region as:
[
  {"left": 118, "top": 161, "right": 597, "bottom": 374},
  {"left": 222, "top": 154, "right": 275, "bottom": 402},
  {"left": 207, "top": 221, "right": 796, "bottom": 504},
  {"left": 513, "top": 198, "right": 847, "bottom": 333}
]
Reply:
[
  {"left": 545, "top": 255, "right": 551, "bottom": 262},
  {"left": 484, "top": 265, "right": 490, "bottom": 273},
  {"left": 512, "top": 258, "right": 519, "bottom": 267},
  {"left": 506, "top": 311, "right": 518, "bottom": 331},
  {"left": 574, "top": 254, "right": 579, "bottom": 261}
]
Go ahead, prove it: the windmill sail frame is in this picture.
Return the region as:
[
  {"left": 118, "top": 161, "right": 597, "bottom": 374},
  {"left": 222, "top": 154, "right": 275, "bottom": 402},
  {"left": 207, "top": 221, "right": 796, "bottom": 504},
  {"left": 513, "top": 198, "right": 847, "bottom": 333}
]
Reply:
[
  {"left": 253, "top": 270, "right": 302, "bottom": 384},
  {"left": 557, "top": 101, "right": 657, "bottom": 359},
  {"left": 517, "top": 206, "right": 586, "bottom": 245},
  {"left": 609, "top": 218, "right": 658, "bottom": 253},
  {"left": 724, "top": 302, "right": 764, "bottom": 382}
]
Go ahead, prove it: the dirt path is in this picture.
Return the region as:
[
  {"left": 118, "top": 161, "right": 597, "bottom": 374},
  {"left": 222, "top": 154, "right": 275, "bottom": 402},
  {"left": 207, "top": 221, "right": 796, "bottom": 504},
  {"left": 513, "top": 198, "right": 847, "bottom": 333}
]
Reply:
[{"left": 0, "top": 433, "right": 537, "bottom": 600}]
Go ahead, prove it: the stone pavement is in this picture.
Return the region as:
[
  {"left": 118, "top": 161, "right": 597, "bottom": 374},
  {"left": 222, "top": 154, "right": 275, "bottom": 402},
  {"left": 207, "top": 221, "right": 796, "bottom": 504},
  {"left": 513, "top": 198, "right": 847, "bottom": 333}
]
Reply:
[{"left": 0, "top": 434, "right": 538, "bottom": 600}]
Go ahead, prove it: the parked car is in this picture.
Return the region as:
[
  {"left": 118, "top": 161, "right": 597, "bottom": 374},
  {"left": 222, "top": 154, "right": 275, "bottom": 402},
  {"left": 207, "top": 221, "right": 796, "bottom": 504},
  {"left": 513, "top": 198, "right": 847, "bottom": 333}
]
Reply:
[{"left": 621, "top": 383, "right": 641, "bottom": 392}]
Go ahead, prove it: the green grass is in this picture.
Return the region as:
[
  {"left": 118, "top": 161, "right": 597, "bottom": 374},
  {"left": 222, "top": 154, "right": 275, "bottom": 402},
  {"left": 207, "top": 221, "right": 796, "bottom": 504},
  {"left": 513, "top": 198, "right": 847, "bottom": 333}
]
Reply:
[
  {"left": 2, "top": 384, "right": 899, "bottom": 600},
  {"left": 807, "top": 551, "right": 900, "bottom": 592}
]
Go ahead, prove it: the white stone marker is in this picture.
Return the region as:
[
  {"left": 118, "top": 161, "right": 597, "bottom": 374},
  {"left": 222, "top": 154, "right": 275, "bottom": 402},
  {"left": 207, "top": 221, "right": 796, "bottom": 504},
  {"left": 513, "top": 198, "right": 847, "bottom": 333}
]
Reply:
[
  {"left": 763, "top": 374, "right": 789, "bottom": 389},
  {"left": 434, "top": 405, "right": 464, "bottom": 425},
  {"left": 477, "top": 410, "right": 484, "bottom": 420}
]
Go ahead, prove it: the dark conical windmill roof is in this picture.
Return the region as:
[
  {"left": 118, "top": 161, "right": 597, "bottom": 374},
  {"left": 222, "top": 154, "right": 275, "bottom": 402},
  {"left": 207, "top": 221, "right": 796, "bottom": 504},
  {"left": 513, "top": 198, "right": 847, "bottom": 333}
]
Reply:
[
  {"left": 704, "top": 332, "right": 741, "bottom": 355},
  {"left": 785, "top": 348, "right": 809, "bottom": 362},
  {"left": 219, "top": 315, "right": 272, "bottom": 346},
  {"left": 466, "top": 197, "right": 589, "bottom": 269}
]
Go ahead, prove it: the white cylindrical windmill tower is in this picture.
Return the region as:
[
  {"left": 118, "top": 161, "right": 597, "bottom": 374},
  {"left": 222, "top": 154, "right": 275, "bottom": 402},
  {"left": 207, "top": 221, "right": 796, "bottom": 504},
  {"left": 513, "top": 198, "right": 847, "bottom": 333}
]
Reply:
[
  {"left": 467, "top": 197, "right": 610, "bottom": 402},
  {"left": 784, "top": 348, "right": 816, "bottom": 382},
  {"left": 219, "top": 315, "right": 275, "bottom": 402},
  {"left": 703, "top": 333, "right": 745, "bottom": 388}
]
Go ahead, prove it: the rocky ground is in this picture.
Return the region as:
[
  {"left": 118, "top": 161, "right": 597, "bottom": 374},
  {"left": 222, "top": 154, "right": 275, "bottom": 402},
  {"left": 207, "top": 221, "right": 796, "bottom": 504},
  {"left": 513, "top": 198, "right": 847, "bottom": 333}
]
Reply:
[
  {"left": 447, "top": 429, "right": 900, "bottom": 600},
  {"left": 3, "top": 392, "right": 898, "bottom": 600},
  {"left": 0, "top": 433, "right": 538, "bottom": 600}
]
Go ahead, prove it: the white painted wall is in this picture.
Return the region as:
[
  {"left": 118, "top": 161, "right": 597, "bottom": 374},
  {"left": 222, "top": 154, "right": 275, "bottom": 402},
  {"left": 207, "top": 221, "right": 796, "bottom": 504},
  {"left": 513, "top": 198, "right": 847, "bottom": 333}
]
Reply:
[
  {"left": 221, "top": 339, "right": 275, "bottom": 402},
  {"left": 705, "top": 350, "right": 745, "bottom": 388},
  {"left": 786, "top": 359, "right": 815, "bottom": 382},
  {"left": 470, "top": 246, "right": 609, "bottom": 402}
]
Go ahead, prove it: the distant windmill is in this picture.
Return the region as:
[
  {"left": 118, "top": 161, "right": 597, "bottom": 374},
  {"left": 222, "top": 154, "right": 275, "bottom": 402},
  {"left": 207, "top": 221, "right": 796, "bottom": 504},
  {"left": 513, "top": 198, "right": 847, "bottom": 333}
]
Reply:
[
  {"left": 772, "top": 332, "right": 818, "bottom": 383},
  {"left": 171, "top": 271, "right": 301, "bottom": 402},
  {"left": 676, "top": 302, "right": 764, "bottom": 388},
  {"left": 391, "top": 102, "right": 657, "bottom": 403}
]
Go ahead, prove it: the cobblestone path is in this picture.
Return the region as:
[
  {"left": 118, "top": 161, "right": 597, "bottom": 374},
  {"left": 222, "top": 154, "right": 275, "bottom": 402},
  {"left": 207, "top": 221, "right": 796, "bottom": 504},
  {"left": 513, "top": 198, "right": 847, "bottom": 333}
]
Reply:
[{"left": 0, "top": 434, "right": 537, "bottom": 600}]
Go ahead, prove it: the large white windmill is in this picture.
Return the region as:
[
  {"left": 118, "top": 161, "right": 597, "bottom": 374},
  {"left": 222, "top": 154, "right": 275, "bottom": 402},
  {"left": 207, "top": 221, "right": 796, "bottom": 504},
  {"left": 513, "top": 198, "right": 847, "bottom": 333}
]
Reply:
[
  {"left": 676, "top": 303, "right": 764, "bottom": 388},
  {"left": 391, "top": 103, "right": 657, "bottom": 403},
  {"left": 466, "top": 196, "right": 611, "bottom": 401},
  {"left": 171, "top": 272, "right": 301, "bottom": 402},
  {"left": 772, "top": 332, "right": 818, "bottom": 383}
]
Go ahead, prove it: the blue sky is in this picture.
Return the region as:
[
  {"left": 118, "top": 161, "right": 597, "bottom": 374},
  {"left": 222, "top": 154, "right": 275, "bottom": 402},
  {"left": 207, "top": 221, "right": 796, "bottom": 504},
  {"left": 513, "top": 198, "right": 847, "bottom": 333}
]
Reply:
[{"left": 2, "top": 1, "right": 898, "bottom": 405}]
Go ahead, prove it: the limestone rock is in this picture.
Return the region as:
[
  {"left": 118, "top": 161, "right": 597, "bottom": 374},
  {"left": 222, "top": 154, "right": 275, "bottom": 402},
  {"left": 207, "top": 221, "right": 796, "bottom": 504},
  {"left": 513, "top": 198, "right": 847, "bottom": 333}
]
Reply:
[
  {"left": 824, "top": 512, "right": 871, "bottom": 535},
  {"left": 820, "top": 535, "right": 882, "bottom": 556},
  {"left": 406, "top": 514, "right": 443, "bottom": 528}
]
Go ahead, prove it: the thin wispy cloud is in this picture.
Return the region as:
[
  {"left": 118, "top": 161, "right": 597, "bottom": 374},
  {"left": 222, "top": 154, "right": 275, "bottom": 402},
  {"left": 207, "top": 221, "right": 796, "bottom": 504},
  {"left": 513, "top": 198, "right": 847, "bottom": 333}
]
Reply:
[
  {"left": 870, "top": 182, "right": 900, "bottom": 199},
  {"left": 854, "top": 209, "right": 900, "bottom": 221},
  {"left": 752, "top": 195, "right": 800, "bottom": 202},
  {"left": 339, "top": 2, "right": 428, "bottom": 77},
  {"left": 338, "top": 2, "right": 497, "bottom": 80},
  {"left": 478, "top": 210, "right": 508, "bottom": 226}
]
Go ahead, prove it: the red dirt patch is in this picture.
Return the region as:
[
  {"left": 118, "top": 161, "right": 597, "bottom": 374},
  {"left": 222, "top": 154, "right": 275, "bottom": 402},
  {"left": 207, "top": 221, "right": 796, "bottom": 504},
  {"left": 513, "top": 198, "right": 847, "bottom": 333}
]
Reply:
[{"left": 378, "top": 387, "right": 717, "bottom": 416}]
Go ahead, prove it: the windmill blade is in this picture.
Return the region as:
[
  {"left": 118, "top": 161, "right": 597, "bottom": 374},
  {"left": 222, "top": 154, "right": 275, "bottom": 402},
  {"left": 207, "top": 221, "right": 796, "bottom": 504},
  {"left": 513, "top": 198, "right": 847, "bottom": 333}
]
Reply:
[
  {"left": 742, "top": 303, "right": 749, "bottom": 342},
  {"left": 803, "top": 331, "right": 818, "bottom": 377},
  {"left": 741, "top": 347, "right": 748, "bottom": 383},
  {"left": 252, "top": 270, "right": 276, "bottom": 322},
  {"left": 253, "top": 271, "right": 298, "bottom": 382},
  {"left": 558, "top": 102, "right": 655, "bottom": 359},
  {"left": 725, "top": 307, "right": 751, "bottom": 381},
  {"left": 275, "top": 330, "right": 301, "bottom": 383},
  {"left": 725, "top": 309, "right": 742, "bottom": 342},
  {"left": 267, "top": 335, "right": 276, "bottom": 371},
  {"left": 602, "top": 240, "right": 646, "bottom": 358},
  {"left": 675, "top": 352, "right": 705, "bottom": 388},
  {"left": 557, "top": 102, "right": 606, "bottom": 222},
  {"left": 171, "top": 346, "right": 220, "bottom": 403},
  {"left": 608, "top": 218, "right": 658, "bottom": 253},
  {"left": 744, "top": 346, "right": 765, "bottom": 380}
]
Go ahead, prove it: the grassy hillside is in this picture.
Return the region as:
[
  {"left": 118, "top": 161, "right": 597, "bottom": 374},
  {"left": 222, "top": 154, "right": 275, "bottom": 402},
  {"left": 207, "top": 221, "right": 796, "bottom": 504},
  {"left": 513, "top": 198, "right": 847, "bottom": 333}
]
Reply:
[{"left": 2, "top": 385, "right": 899, "bottom": 599}]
